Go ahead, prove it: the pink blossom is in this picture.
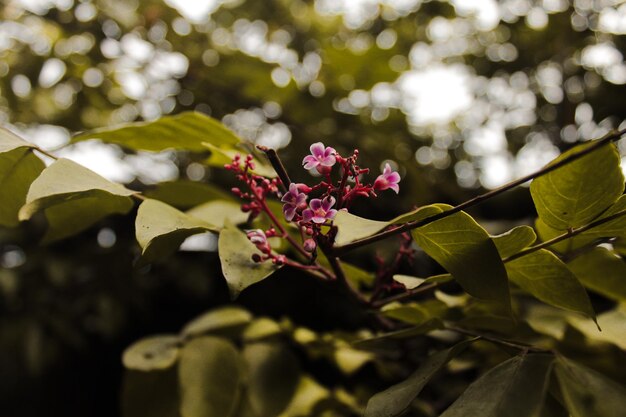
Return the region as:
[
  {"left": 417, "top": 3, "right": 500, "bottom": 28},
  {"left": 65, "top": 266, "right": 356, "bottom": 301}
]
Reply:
[
  {"left": 281, "top": 183, "right": 308, "bottom": 221},
  {"left": 302, "top": 142, "right": 336, "bottom": 174},
  {"left": 373, "top": 163, "right": 401, "bottom": 194},
  {"left": 302, "top": 196, "right": 338, "bottom": 224},
  {"left": 247, "top": 229, "right": 271, "bottom": 253}
]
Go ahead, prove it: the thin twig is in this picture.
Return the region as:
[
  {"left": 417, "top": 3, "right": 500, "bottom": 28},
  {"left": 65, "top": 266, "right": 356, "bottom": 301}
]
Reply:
[
  {"left": 447, "top": 325, "right": 550, "bottom": 353},
  {"left": 370, "top": 282, "right": 441, "bottom": 308},
  {"left": 32, "top": 146, "right": 59, "bottom": 160},
  {"left": 257, "top": 145, "right": 291, "bottom": 191},
  {"left": 503, "top": 208, "right": 626, "bottom": 263},
  {"left": 333, "top": 128, "right": 626, "bottom": 255}
]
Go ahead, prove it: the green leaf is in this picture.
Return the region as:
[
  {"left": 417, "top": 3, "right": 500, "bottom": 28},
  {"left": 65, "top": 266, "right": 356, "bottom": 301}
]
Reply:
[
  {"left": 380, "top": 302, "right": 430, "bottom": 325},
  {"left": 537, "top": 195, "right": 626, "bottom": 253},
  {"left": 333, "top": 345, "right": 374, "bottom": 375},
  {"left": 135, "top": 199, "right": 216, "bottom": 264},
  {"left": 178, "top": 336, "right": 242, "bottom": 417},
  {"left": 122, "top": 369, "right": 181, "bottom": 417},
  {"left": 364, "top": 340, "right": 474, "bottom": 417},
  {"left": 181, "top": 306, "right": 252, "bottom": 338},
  {"left": 243, "top": 342, "right": 300, "bottom": 417},
  {"left": 185, "top": 200, "right": 248, "bottom": 228},
  {"left": 393, "top": 273, "right": 453, "bottom": 290},
  {"left": 492, "top": 226, "right": 537, "bottom": 258},
  {"left": 555, "top": 356, "right": 626, "bottom": 417},
  {"left": 18, "top": 158, "right": 135, "bottom": 240},
  {"left": 440, "top": 354, "right": 554, "bottom": 417},
  {"left": 334, "top": 205, "right": 443, "bottom": 246},
  {"left": 567, "top": 247, "right": 626, "bottom": 302},
  {"left": 0, "top": 147, "right": 45, "bottom": 227},
  {"left": 506, "top": 250, "right": 595, "bottom": 319},
  {"left": 218, "top": 221, "right": 280, "bottom": 299},
  {"left": 144, "top": 180, "right": 234, "bottom": 209},
  {"left": 354, "top": 318, "right": 444, "bottom": 348},
  {"left": 122, "top": 335, "right": 181, "bottom": 371},
  {"left": 530, "top": 142, "right": 624, "bottom": 230},
  {"left": 0, "top": 126, "right": 36, "bottom": 152},
  {"left": 277, "top": 375, "right": 329, "bottom": 417},
  {"left": 72, "top": 111, "right": 240, "bottom": 152},
  {"left": 567, "top": 305, "right": 626, "bottom": 350},
  {"left": 411, "top": 206, "right": 510, "bottom": 308},
  {"left": 242, "top": 318, "right": 283, "bottom": 342}
]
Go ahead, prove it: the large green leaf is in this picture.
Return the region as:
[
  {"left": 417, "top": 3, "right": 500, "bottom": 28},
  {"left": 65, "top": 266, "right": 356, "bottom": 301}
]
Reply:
[
  {"left": 72, "top": 111, "right": 240, "bottom": 152},
  {"left": 0, "top": 146, "right": 45, "bottom": 227},
  {"left": 135, "top": 199, "right": 216, "bottom": 264},
  {"left": 411, "top": 205, "right": 510, "bottom": 308},
  {"left": 18, "top": 158, "right": 135, "bottom": 240},
  {"left": 218, "top": 221, "right": 280, "bottom": 299},
  {"left": 203, "top": 142, "right": 277, "bottom": 178},
  {"left": 122, "top": 335, "right": 181, "bottom": 371},
  {"left": 555, "top": 356, "right": 626, "bottom": 417},
  {"left": 440, "top": 354, "right": 554, "bottom": 417},
  {"left": 530, "top": 142, "right": 624, "bottom": 230},
  {"left": 243, "top": 342, "right": 300, "bottom": 417},
  {"left": 567, "top": 247, "right": 626, "bottom": 302},
  {"left": 0, "top": 126, "right": 36, "bottom": 152},
  {"left": 334, "top": 205, "right": 443, "bottom": 246},
  {"left": 364, "top": 340, "right": 474, "bottom": 417},
  {"left": 536, "top": 195, "right": 626, "bottom": 253},
  {"left": 185, "top": 200, "right": 248, "bottom": 227},
  {"left": 567, "top": 305, "right": 626, "bottom": 350},
  {"left": 492, "top": 226, "right": 537, "bottom": 259},
  {"left": 506, "top": 250, "right": 595, "bottom": 319},
  {"left": 144, "top": 180, "right": 235, "bottom": 209},
  {"left": 178, "top": 336, "right": 242, "bottom": 417}
]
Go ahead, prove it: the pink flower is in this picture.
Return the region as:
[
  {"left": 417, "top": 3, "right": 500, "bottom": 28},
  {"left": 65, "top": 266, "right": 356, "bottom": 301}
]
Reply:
[
  {"left": 302, "top": 196, "right": 338, "bottom": 224},
  {"left": 302, "top": 142, "right": 336, "bottom": 174},
  {"left": 373, "top": 163, "right": 401, "bottom": 194},
  {"left": 247, "top": 229, "right": 271, "bottom": 253},
  {"left": 281, "top": 183, "right": 308, "bottom": 221}
]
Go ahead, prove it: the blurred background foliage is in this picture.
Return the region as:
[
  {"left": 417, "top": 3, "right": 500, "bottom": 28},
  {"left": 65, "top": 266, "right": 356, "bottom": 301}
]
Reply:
[{"left": 2, "top": 0, "right": 626, "bottom": 416}]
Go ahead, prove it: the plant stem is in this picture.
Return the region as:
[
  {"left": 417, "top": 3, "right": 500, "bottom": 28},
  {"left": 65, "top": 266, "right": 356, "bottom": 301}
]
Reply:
[
  {"left": 447, "top": 325, "right": 550, "bottom": 353},
  {"left": 370, "top": 282, "right": 440, "bottom": 308},
  {"left": 333, "top": 128, "right": 626, "bottom": 255},
  {"left": 257, "top": 145, "right": 291, "bottom": 190},
  {"left": 502, "top": 208, "right": 626, "bottom": 263},
  {"left": 318, "top": 241, "right": 369, "bottom": 305}
]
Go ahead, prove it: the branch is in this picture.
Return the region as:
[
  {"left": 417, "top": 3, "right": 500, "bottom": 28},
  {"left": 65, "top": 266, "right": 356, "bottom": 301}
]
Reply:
[
  {"left": 333, "top": 128, "right": 626, "bottom": 255},
  {"left": 502, "top": 208, "right": 626, "bottom": 263},
  {"left": 447, "top": 326, "right": 550, "bottom": 353},
  {"left": 257, "top": 145, "right": 291, "bottom": 191}
]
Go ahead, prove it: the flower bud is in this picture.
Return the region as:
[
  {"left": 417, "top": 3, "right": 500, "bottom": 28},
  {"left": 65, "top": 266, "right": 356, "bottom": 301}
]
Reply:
[{"left": 303, "top": 239, "right": 317, "bottom": 252}]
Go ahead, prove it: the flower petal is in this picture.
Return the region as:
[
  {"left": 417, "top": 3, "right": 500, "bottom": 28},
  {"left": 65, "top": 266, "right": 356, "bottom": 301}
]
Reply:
[{"left": 310, "top": 142, "right": 326, "bottom": 158}]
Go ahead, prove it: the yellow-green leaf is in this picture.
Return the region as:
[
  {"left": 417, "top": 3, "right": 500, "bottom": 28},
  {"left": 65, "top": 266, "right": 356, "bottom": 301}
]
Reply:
[
  {"left": 530, "top": 142, "right": 624, "bottom": 230},
  {"left": 440, "top": 354, "right": 554, "bottom": 417},
  {"left": 555, "top": 356, "right": 626, "bottom": 417},
  {"left": 181, "top": 306, "right": 252, "bottom": 338},
  {"left": 492, "top": 226, "right": 537, "bottom": 259},
  {"left": 73, "top": 111, "right": 240, "bottom": 152},
  {"left": 567, "top": 247, "right": 626, "bottom": 302},
  {"left": 411, "top": 206, "right": 510, "bottom": 308},
  {"left": 506, "top": 250, "right": 595, "bottom": 319},
  {"left": 144, "top": 180, "right": 235, "bottom": 209},
  {"left": 178, "top": 336, "right": 242, "bottom": 417},
  {"left": 219, "top": 221, "right": 280, "bottom": 299},
  {"left": 122, "top": 335, "right": 181, "bottom": 371}
]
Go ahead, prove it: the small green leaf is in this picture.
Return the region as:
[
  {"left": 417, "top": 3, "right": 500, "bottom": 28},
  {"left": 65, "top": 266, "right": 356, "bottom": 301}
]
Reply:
[
  {"left": 567, "top": 247, "right": 626, "bottom": 302},
  {"left": 219, "top": 221, "right": 280, "bottom": 298},
  {"left": 380, "top": 302, "right": 430, "bottom": 325},
  {"left": 334, "top": 205, "right": 443, "bottom": 246},
  {"left": 242, "top": 318, "right": 283, "bottom": 342},
  {"left": 393, "top": 273, "right": 453, "bottom": 290},
  {"left": 178, "top": 336, "right": 242, "bottom": 417},
  {"left": 73, "top": 111, "right": 240, "bottom": 152},
  {"left": 18, "top": 158, "right": 135, "bottom": 240},
  {"left": 530, "top": 142, "right": 624, "bottom": 230},
  {"left": 506, "top": 250, "right": 595, "bottom": 319},
  {"left": 135, "top": 199, "right": 216, "bottom": 264},
  {"left": 145, "top": 180, "right": 235, "bottom": 209},
  {"left": 122, "top": 335, "right": 181, "bottom": 371},
  {"left": 364, "top": 340, "right": 474, "bottom": 417},
  {"left": 0, "top": 147, "right": 45, "bottom": 227},
  {"left": 555, "top": 356, "right": 626, "bottom": 417},
  {"left": 243, "top": 342, "right": 300, "bottom": 417},
  {"left": 181, "top": 306, "right": 252, "bottom": 338},
  {"left": 411, "top": 206, "right": 510, "bottom": 309},
  {"left": 333, "top": 346, "right": 374, "bottom": 375},
  {"left": 440, "top": 354, "right": 554, "bottom": 417},
  {"left": 492, "top": 226, "right": 537, "bottom": 258},
  {"left": 277, "top": 375, "right": 329, "bottom": 417}
]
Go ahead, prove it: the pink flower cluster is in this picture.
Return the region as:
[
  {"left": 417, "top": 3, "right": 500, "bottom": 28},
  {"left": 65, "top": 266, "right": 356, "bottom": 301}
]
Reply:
[{"left": 228, "top": 142, "right": 401, "bottom": 262}]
